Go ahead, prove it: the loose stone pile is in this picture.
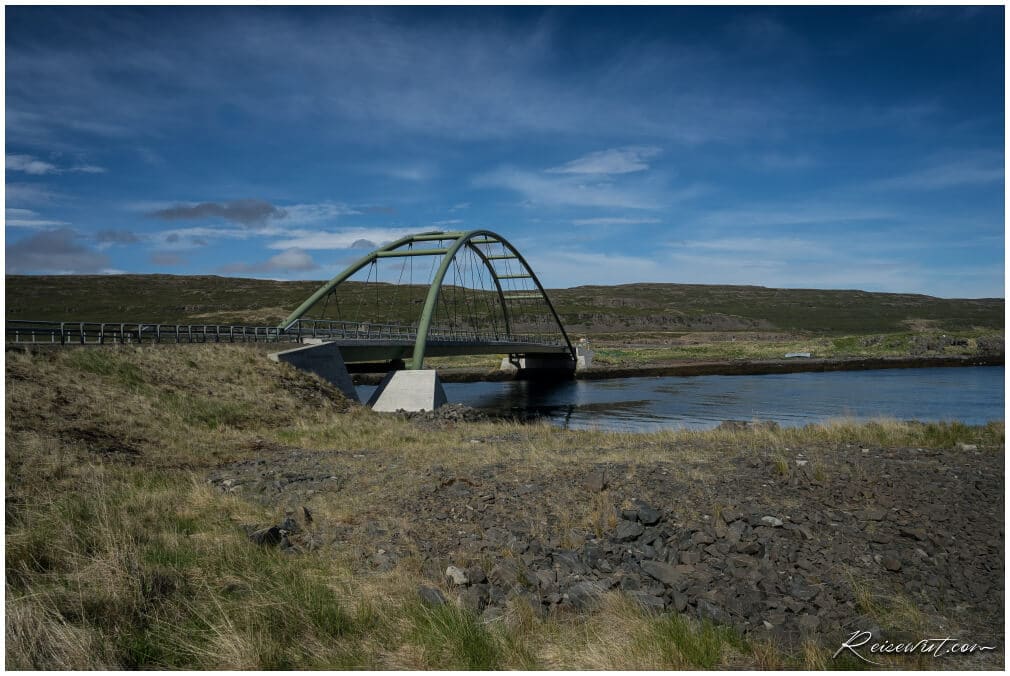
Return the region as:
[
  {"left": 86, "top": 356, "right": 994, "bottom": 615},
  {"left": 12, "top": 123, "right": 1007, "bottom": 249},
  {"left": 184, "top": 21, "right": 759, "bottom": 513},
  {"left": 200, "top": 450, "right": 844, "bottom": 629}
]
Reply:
[{"left": 211, "top": 439, "right": 1004, "bottom": 650}]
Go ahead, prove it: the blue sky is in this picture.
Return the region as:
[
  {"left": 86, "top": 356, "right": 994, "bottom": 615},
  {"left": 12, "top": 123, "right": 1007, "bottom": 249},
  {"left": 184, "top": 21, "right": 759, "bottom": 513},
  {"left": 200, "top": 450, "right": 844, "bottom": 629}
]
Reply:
[{"left": 5, "top": 6, "right": 1005, "bottom": 298}]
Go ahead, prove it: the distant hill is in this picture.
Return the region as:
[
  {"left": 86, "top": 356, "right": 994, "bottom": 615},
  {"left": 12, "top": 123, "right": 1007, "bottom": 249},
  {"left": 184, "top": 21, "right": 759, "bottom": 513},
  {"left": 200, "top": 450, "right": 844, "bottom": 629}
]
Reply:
[{"left": 5, "top": 274, "right": 1004, "bottom": 335}]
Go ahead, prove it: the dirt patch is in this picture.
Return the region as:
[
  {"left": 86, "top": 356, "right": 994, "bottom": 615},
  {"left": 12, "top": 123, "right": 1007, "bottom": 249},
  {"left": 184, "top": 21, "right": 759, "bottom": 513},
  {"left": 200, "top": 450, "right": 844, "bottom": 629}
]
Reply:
[{"left": 65, "top": 425, "right": 143, "bottom": 457}]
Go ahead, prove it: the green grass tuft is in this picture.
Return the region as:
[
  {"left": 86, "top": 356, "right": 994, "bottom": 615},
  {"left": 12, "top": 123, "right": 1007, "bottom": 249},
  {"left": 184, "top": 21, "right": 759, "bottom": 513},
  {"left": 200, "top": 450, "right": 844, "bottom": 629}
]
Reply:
[
  {"left": 645, "top": 613, "right": 748, "bottom": 668},
  {"left": 407, "top": 601, "right": 502, "bottom": 669}
]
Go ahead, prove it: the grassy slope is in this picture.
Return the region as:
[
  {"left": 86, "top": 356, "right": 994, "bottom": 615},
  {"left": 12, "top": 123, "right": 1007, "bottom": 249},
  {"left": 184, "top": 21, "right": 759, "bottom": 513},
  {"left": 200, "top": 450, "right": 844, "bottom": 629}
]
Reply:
[
  {"left": 6, "top": 274, "right": 1004, "bottom": 334},
  {"left": 5, "top": 346, "right": 1004, "bottom": 669}
]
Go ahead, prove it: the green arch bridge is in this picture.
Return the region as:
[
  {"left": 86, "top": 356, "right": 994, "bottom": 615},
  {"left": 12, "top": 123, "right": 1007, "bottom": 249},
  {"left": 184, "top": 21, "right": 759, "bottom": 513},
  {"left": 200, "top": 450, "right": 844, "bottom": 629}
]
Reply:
[{"left": 276, "top": 229, "right": 576, "bottom": 372}]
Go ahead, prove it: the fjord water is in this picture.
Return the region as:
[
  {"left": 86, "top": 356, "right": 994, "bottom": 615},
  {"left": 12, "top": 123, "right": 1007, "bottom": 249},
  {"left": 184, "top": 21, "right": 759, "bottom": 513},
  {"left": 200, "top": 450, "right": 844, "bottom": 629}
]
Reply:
[{"left": 359, "top": 366, "right": 1004, "bottom": 431}]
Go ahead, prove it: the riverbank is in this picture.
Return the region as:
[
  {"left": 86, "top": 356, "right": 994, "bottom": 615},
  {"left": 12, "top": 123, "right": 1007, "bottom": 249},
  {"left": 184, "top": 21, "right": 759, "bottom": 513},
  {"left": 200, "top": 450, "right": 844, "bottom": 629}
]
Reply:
[
  {"left": 6, "top": 346, "right": 1004, "bottom": 669},
  {"left": 356, "top": 354, "right": 1005, "bottom": 384}
]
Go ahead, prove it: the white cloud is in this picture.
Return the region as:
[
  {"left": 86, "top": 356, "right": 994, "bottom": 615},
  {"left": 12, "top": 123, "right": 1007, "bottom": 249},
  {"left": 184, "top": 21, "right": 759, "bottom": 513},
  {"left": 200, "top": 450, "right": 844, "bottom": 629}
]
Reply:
[
  {"left": 6, "top": 183, "right": 61, "bottom": 206},
  {"left": 380, "top": 163, "right": 437, "bottom": 182},
  {"left": 474, "top": 167, "right": 664, "bottom": 210},
  {"left": 547, "top": 146, "right": 661, "bottom": 175},
  {"left": 5, "top": 153, "right": 106, "bottom": 175},
  {"left": 5, "top": 207, "right": 68, "bottom": 228},
  {"left": 6, "top": 154, "right": 58, "bottom": 175},
  {"left": 220, "top": 248, "right": 319, "bottom": 274},
  {"left": 280, "top": 202, "right": 361, "bottom": 225}
]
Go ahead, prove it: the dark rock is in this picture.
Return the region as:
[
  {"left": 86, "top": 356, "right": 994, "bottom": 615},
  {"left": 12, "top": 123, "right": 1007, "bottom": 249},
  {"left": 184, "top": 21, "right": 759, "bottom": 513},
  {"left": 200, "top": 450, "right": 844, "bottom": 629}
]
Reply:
[
  {"left": 870, "top": 531, "right": 893, "bottom": 544},
  {"left": 565, "top": 581, "right": 604, "bottom": 610},
  {"left": 629, "top": 591, "right": 666, "bottom": 613},
  {"left": 535, "top": 569, "right": 558, "bottom": 592},
  {"left": 419, "top": 586, "right": 447, "bottom": 606},
  {"left": 553, "top": 551, "right": 590, "bottom": 576},
  {"left": 697, "top": 599, "right": 731, "bottom": 624},
  {"left": 250, "top": 526, "right": 283, "bottom": 546},
  {"left": 782, "top": 596, "right": 806, "bottom": 613},
  {"left": 790, "top": 582, "right": 820, "bottom": 602},
  {"left": 671, "top": 590, "right": 689, "bottom": 612},
  {"left": 466, "top": 565, "right": 488, "bottom": 584},
  {"left": 614, "top": 519, "right": 645, "bottom": 542},
  {"left": 640, "top": 560, "right": 684, "bottom": 588},
  {"left": 489, "top": 562, "right": 523, "bottom": 589},
  {"left": 692, "top": 531, "right": 715, "bottom": 546},
  {"left": 633, "top": 500, "right": 662, "bottom": 526},
  {"left": 680, "top": 550, "right": 702, "bottom": 565},
  {"left": 281, "top": 514, "right": 301, "bottom": 534},
  {"left": 860, "top": 508, "right": 888, "bottom": 521}
]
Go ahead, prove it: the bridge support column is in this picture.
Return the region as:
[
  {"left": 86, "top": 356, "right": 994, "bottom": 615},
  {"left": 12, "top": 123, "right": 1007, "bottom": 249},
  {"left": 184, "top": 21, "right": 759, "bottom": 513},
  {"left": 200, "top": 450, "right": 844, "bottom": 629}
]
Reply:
[
  {"left": 367, "top": 370, "right": 447, "bottom": 412},
  {"left": 268, "top": 341, "right": 359, "bottom": 403}
]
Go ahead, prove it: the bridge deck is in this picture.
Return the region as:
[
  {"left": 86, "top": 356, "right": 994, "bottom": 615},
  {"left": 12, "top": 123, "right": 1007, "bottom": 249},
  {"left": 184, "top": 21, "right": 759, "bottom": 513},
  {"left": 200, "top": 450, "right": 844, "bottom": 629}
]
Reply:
[{"left": 4, "top": 320, "right": 571, "bottom": 363}]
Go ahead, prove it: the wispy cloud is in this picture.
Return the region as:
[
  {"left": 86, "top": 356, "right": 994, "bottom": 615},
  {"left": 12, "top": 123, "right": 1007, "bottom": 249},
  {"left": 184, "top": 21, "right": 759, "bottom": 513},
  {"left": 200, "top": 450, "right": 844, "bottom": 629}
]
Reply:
[
  {"left": 870, "top": 154, "right": 1003, "bottom": 191},
  {"left": 571, "top": 216, "right": 661, "bottom": 226},
  {"left": 6, "top": 153, "right": 105, "bottom": 175},
  {"left": 281, "top": 202, "right": 360, "bottom": 225},
  {"left": 546, "top": 146, "right": 661, "bottom": 175},
  {"left": 6, "top": 183, "right": 61, "bottom": 206},
  {"left": 475, "top": 166, "right": 665, "bottom": 210},
  {"left": 5, "top": 207, "right": 68, "bottom": 228},
  {"left": 378, "top": 163, "right": 438, "bottom": 182},
  {"left": 219, "top": 248, "right": 319, "bottom": 274},
  {"left": 6, "top": 154, "right": 58, "bottom": 175}
]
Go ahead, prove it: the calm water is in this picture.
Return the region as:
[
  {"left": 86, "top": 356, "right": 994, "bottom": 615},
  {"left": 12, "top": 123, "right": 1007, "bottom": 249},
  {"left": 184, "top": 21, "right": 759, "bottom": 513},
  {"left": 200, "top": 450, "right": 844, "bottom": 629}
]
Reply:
[{"left": 358, "top": 366, "right": 1004, "bottom": 431}]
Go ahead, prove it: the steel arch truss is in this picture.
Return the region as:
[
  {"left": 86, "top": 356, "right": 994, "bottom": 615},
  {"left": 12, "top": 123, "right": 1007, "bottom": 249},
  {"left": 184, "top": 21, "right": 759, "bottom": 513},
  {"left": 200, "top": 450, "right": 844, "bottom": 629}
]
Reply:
[{"left": 279, "top": 230, "right": 575, "bottom": 369}]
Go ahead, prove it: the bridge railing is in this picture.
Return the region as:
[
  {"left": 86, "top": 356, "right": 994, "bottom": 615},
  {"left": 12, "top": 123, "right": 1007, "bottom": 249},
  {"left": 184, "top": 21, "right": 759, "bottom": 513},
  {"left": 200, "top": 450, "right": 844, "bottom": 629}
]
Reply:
[
  {"left": 6, "top": 318, "right": 569, "bottom": 348},
  {"left": 5, "top": 320, "right": 293, "bottom": 345}
]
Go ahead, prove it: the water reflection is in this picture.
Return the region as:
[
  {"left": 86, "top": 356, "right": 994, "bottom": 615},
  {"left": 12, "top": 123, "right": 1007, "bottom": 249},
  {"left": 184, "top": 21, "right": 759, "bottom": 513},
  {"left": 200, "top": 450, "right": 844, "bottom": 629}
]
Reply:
[{"left": 358, "top": 366, "right": 1004, "bottom": 432}]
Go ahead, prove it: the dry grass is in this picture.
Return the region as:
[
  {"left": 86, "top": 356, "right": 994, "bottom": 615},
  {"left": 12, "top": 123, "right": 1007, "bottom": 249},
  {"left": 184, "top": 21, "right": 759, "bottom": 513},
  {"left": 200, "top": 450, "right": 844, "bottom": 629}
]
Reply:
[{"left": 5, "top": 345, "right": 1003, "bottom": 669}]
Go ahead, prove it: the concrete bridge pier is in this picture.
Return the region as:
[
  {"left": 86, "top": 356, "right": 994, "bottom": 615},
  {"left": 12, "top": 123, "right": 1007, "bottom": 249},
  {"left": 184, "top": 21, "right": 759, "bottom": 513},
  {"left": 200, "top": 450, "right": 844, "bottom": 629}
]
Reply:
[
  {"left": 268, "top": 341, "right": 359, "bottom": 403},
  {"left": 500, "top": 350, "right": 581, "bottom": 379},
  {"left": 366, "top": 370, "right": 447, "bottom": 412}
]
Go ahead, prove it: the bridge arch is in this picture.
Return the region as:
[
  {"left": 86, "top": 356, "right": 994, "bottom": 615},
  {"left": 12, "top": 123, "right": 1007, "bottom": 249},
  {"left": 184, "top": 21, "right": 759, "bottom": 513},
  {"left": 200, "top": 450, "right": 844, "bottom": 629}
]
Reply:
[{"left": 279, "top": 230, "right": 574, "bottom": 369}]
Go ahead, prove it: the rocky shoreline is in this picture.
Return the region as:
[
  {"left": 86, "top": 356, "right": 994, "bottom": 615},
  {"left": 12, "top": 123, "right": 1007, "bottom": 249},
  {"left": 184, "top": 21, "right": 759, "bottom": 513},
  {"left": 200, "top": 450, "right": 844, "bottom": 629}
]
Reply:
[{"left": 207, "top": 419, "right": 1004, "bottom": 662}]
